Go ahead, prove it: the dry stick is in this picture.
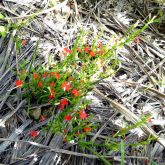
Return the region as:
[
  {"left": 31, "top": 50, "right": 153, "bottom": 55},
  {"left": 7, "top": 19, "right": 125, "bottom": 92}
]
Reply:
[
  {"left": 0, "top": 4, "right": 19, "bottom": 16},
  {"left": 91, "top": 112, "right": 118, "bottom": 142},
  {"left": 138, "top": 57, "right": 165, "bottom": 83},
  {"left": 0, "top": 100, "right": 26, "bottom": 127},
  {"left": 1, "top": 0, "right": 69, "bottom": 20},
  {"left": 93, "top": 87, "right": 165, "bottom": 148},
  {"left": 0, "top": 120, "right": 31, "bottom": 153},
  {"left": 115, "top": 78, "right": 165, "bottom": 99},
  {"left": 0, "top": 30, "right": 16, "bottom": 76},
  {"left": 0, "top": 83, "right": 15, "bottom": 111},
  {"left": 125, "top": 45, "right": 157, "bottom": 88}
]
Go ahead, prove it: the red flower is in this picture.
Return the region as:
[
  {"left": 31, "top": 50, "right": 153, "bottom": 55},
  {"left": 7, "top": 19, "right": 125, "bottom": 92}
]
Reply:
[
  {"left": 30, "top": 131, "right": 39, "bottom": 138},
  {"left": 51, "top": 72, "right": 60, "bottom": 79},
  {"left": 71, "top": 88, "right": 80, "bottom": 97},
  {"left": 148, "top": 117, "right": 152, "bottom": 123},
  {"left": 37, "top": 82, "right": 43, "bottom": 88},
  {"left": 58, "top": 99, "right": 69, "bottom": 110},
  {"left": 64, "top": 115, "right": 72, "bottom": 121},
  {"left": 33, "top": 73, "right": 40, "bottom": 79},
  {"left": 43, "top": 72, "right": 49, "bottom": 78},
  {"left": 96, "top": 50, "right": 104, "bottom": 55},
  {"left": 77, "top": 47, "right": 82, "bottom": 53},
  {"left": 15, "top": 80, "right": 23, "bottom": 87},
  {"left": 60, "top": 99, "right": 69, "bottom": 106},
  {"left": 75, "top": 132, "right": 80, "bottom": 137},
  {"left": 83, "top": 127, "right": 92, "bottom": 132},
  {"left": 62, "top": 81, "right": 71, "bottom": 91},
  {"left": 79, "top": 110, "right": 87, "bottom": 120},
  {"left": 55, "top": 72, "right": 60, "bottom": 79},
  {"left": 97, "top": 42, "right": 103, "bottom": 48},
  {"left": 144, "top": 159, "right": 149, "bottom": 165},
  {"left": 22, "top": 39, "right": 27, "bottom": 46},
  {"left": 68, "top": 76, "right": 73, "bottom": 81},
  {"left": 84, "top": 46, "right": 90, "bottom": 53},
  {"left": 58, "top": 104, "right": 65, "bottom": 110},
  {"left": 39, "top": 115, "right": 46, "bottom": 122},
  {"left": 89, "top": 51, "right": 95, "bottom": 57},
  {"left": 48, "top": 89, "right": 56, "bottom": 99},
  {"left": 80, "top": 79, "right": 85, "bottom": 83},
  {"left": 48, "top": 95, "right": 54, "bottom": 99},
  {"left": 134, "top": 36, "right": 141, "bottom": 45},
  {"left": 50, "top": 82, "right": 55, "bottom": 87},
  {"left": 51, "top": 72, "right": 55, "bottom": 77},
  {"left": 63, "top": 47, "right": 72, "bottom": 56}
]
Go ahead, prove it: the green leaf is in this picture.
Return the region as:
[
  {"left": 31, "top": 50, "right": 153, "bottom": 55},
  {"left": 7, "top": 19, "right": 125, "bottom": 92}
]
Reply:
[
  {"left": 0, "top": 26, "right": 6, "bottom": 37},
  {"left": 0, "top": 13, "right": 4, "bottom": 19},
  {"left": 120, "top": 140, "right": 125, "bottom": 165}
]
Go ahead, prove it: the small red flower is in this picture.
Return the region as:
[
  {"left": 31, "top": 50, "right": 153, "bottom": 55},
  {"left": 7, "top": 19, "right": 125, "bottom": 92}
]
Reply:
[
  {"left": 39, "top": 115, "right": 46, "bottom": 122},
  {"left": 77, "top": 47, "right": 82, "bottom": 53},
  {"left": 15, "top": 80, "right": 23, "bottom": 87},
  {"left": 55, "top": 72, "right": 60, "bottom": 79},
  {"left": 75, "top": 132, "right": 80, "bottom": 137},
  {"left": 68, "top": 76, "right": 73, "bottom": 81},
  {"left": 97, "top": 42, "right": 103, "bottom": 48},
  {"left": 63, "top": 47, "right": 72, "bottom": 56},
  {"left": 58, "top": 99, "right": 69, "bottom": 110},
  {"left": 51, "top": 72, "right": 55, "bottom": 77},
  {"left": 33, "top": 73, "right": 40, "bottom": 79},
  {"left": 48, "top": 95, "right": 54, "bottom": 99},
  {"left": 79, "top": 110, "right": 87, "bottom": 120},
  {"left": 30, "top": 131, "right": 39, "bottom": 138},
  {"left": 89, "top": 51, "right": 95, "bottom": 57},
  {"left": 144, "top": 159, "right": 149, "bottom": 165},
  {"left": 58, "top": 104, "right": 65, "bottom": 110},
  {"left": 80, "top": 79, "right": 85, "bottom": 83},
  {"left": 60, "top": 99, "right": 69, "bottom": 106},
  {"left": 62, "top": 81, "right": 71, "bottom": 91},
  {"left": 22, "top": 39, "right": 27, "bottom": 46},
  {"left": 48, "top": 89, "right": 56, "bottom": 99},
  {"left": 43, "top": 72, "right": 49, "bottom": 78},
  {"left": 50, "top": 82, "right": 55, "bottom": 87},
  {"left": 134, "top": 36, "right": 141, "bottom": 45},
  {"left": 37, "top": 82, "right": 43, "bottom": 88},
  {"left": 64, "top": 115, "right": 72, "bottom": 121},
  {"left": 96, "top": 50, "right": 104, "bottom": 55},
  {"left": 83, "top": 127, "right": 92, "bottom": 132},
  {"left": 148, "top": 117, "right": 152, "bottom": 123},
  {"left": 71, "top": 88, "right": 80, "bottom": 97},
  {"left": 84, "top": 46, "right": 90, "bottom": 53}
]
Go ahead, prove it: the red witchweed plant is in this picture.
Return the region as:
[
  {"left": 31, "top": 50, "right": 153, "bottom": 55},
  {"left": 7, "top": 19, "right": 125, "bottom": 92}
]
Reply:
[
  {"left": 16, "top": 19, "right": 156, "bottom": 163},
  {"left": 17, "top": 25, "right": 155, "bottom": 141}
]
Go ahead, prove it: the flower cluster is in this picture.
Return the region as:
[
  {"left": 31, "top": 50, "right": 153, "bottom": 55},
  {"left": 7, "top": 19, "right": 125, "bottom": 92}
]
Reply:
[
  {"left": 15, "top": 38, "right": 118, "bottom": 142},
  {"left": 76, "top": 42, "right": 105, "bottom": 58}
]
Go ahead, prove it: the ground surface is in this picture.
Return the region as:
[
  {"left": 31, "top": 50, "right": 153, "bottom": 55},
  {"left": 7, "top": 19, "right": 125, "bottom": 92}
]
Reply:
[{"left": 0, "top": 0, "right": 165, "bottom": 164}]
